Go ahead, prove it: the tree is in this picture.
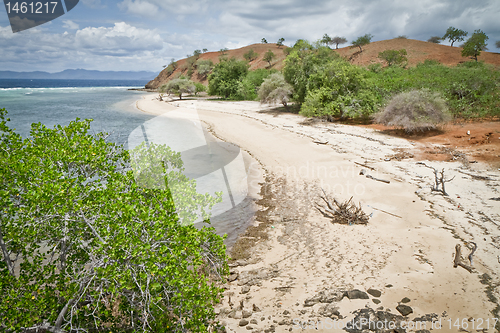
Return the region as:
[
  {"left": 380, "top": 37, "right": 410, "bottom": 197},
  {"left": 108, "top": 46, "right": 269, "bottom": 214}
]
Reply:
[
  {"left": 261, "top": 38, "right": 267, "bottom": 43},
  {"left": 351, "top": 34, "right": 373, "bottom": 52},
  {"left": 332, "top": 36, "right": 347, "bottom": 49},
  {"left": 321, "top": 34, "right": 332, "bottom": 47},
  {"left": 0, "top": 109, "right": 228, "bottom": 332},
  {"left": 496, "top": 41, "right": 500, "bottom": 48},
  {"left": 277, "top": 37, "right": 285, "bottom": 48},
  {"left": 258, "top": 72, "right": 293, "bottom": 109},
  {"left": 443, "top": 27, "right": 468, "bottom": 47},
  {"left": 193, "top": 49, "right": 202, "bottom": 58},
  {"left": 202, "top": 48, "right": 208, "bottom": 53},
  {"left": 194, "top": 82, "right": 206, "bottom": 95},
  {"left": 427, "top": 36, "right": 442, "bottom": 43},
  {"left": 378, "top": 49, "right": 408, "bottom": 67},
  {"left": 461, "top": 29, "right": 488, "bottom": 62},
  {"left": 263, "top": 49, "right": 275, "bottom": 67},
  {"left": 208, "top": 57, "right": 249, "bottom": 99},
  {"left": 243, "top": 48, "right": 258, "bottom": 62},
  {"left": 161, "top": 77, "right": 196, "bottom": 99}
]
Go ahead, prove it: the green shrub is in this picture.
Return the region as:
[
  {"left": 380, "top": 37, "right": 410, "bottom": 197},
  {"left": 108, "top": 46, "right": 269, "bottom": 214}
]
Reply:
[
  {"left": 374, "top": 89, "right": 451, "bottom": 132},
  {"left": 236, "top": 68, "right": 274, "bottom": 100},
  {"left": 208, "top": 57, "right": 249, "bottom": 99},
  {"left": 196, "top": 59, "right": 214, "bottom": 77},
  {"left": 258, "top": 72, "right": 293, "bottom": 108}
]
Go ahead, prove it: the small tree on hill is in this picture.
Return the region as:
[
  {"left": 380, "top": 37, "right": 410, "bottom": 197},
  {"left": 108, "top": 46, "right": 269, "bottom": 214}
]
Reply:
[
  {"left": 443, "top": 27, "right": 468, "bottom": 47},
  {"left": 427, "top": 36, "right": 442, "bottom": 43},
  {"left": 352, "top": 34, "right": 373, "bottom": 52},
  {"left": 461, "top": 29, "right": 488, "bottom": 62},
  {"left": 258, "top": 73, "right": 293, "bottom": 110},
  {"left": 261, "top": 38, "right": 267, "bottom": 43},
  {"left": 378, "top": 49, "right": 408, "bottom": 67},
  {"left": 243, "top": 49, "right": 258, "bottom": 62},
  {"left": 161, "top": 77, "right": 195, "bottom": 100},
  {"left": 332, "top": 36, "right": 347, "bottom": 49},
  {"left": 277, "top": 38, "right": 285, "bottom": 48},
  {"left": 202, "top": 48, "right": 208, "bottom": 53},
  {"left": 263, "top": 49, "right": 275, "bottom": 67},
  {"left": 321, "top": 34, "right": 332, "bottom": 47}
]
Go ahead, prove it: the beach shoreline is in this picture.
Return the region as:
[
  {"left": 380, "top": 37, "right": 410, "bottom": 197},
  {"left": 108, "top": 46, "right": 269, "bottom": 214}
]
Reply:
[{"left": 135, "top": 94, "right": 500, "bottom": 332}]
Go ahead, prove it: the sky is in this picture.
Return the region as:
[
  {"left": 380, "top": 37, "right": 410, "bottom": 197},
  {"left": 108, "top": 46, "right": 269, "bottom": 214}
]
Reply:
[{"left": 1, "top": 0, "right": 499, "bottom": 73}]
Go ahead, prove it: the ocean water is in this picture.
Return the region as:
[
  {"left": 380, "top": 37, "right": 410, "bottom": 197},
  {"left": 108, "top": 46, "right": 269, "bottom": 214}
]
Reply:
[{"left": 0, "top": 79, "right": 256, "bottom": 246}]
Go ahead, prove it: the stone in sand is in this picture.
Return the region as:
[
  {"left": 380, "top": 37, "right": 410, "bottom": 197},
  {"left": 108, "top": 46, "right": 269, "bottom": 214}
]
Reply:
[
  {"left": 239, "top": 319, "right": 249, "bottom": 326},
  {"left": 367, "top": 288, "right": 382, "bottom": 298},
  {"left": 400, "top": 297, "right": 411, "bottom": 303},
  {"left": 396, "top": 304, "right": 413, "bottom": 316},
  {"left": 242, "top": 310, "right": 252, "bottom": 318},
  {"left": 346, "top": 289, "right": 369, "bottom": 300}
]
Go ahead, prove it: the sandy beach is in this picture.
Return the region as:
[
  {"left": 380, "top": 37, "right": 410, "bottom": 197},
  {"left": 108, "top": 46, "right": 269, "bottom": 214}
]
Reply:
[{"left": 135, "top": 94, "right": 500, "bottom": 333}]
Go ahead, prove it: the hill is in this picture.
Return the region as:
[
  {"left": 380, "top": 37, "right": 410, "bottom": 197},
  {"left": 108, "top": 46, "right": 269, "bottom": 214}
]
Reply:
[
  {"left": 146, "top": 38, "right": 500, "bottom": 90},
  {"left": 145, "top": 43, "right": 288, "bottom": 90},
  {"left": 335, "top": 38, "right": 500, "bottom": 67}
]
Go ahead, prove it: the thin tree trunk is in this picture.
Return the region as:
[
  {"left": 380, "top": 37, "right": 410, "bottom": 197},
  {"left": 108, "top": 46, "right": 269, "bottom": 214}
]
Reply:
[{"left": 0, "top": 224, "right": 14, "bottom": 276}]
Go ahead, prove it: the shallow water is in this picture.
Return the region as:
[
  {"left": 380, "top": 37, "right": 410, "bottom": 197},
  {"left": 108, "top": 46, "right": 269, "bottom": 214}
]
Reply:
[{"left": 0, "top": 83, "right": 258, "bottom": 247}]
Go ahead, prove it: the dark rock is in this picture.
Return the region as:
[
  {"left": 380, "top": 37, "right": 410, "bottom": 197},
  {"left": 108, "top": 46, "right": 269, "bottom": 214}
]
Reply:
[
  {"left": 240, "top": 285, "right": 251, "bottom": 294},
  {"left": 245, "top": 326, "right": 253, "bottom": 330},
  {"left": 250, "top": 319, "right": 258, "bottom": 324},
  {"left": 367, "top": 288, "right": 382, "bottom": 298},
  {"left": 239, "top": 319, "right": 249, "bottom": 326},
  {"left": 227, "top": 273, "right": 238, "bottom": 282},
  {"left": 261, "top": 317, "right": 265, "bottom": 321},
  {"left": 396, "top": 304, "right": 413, "bottom": 316},
  {"left": 242, "top": 310, "right": 252, "bottom": 318},
  {"left": 238, "top": 268, "right": 277, "bottom": 286},
  {"left": 283, "top": 310, "right": 290, "bottom": 315},
  {"left": 318, "top": 303, "right": 342, "bottom": 319},
  {"left": 304, "top": 289, "right": 345, "bottom": 306},
  {"left": 278, "top": 320, "right": 289, "bottom": 325},
  {"left": 401, "top": 297, "right": 411, "bottom": 303},
  {"left": 253, "top": 304, "right": 261, "bottom": 312},
  {"left": 372, "top": 299, "right": 381, "bottom": 304},
  {"left": 416, "top": 330, "right": 431, "bottom": 333},
  {"left": 346, "top": 289, "right": 369, "bottom": 300},
  {"left": 385, "top": 284, "right": 393, "bottom": 288}
]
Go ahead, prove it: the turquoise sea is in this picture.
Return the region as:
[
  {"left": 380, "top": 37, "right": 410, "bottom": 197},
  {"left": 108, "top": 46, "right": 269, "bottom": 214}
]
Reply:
[{"left": 0, "top": 79, "right": 255, "bottom": 246}]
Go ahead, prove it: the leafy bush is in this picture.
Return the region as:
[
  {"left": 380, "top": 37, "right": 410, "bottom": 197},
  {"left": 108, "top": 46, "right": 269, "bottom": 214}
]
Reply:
[
  {"left": 258, "top": 72, "right": 293, "bottom": 108},
  {"left": 194, "top": 82, "right": 206, "bottom": 95},
  {"left": 0, "top": 110, "right": 228, "bottom": 332},
  {"left": 196, "top": 59, "right": 214, "bottom": 77},
  {"left": 235, "top": 68, "right": 274, "bottom": 100},
  {"left": 208, "top": 57, "right": 249, "bottom": 99},
  {"left": 374, "top": 89, "right": 451, "bottom": 132},
  {"left": 300, "top": 59, "right": 379, "bottom": 119},
  {"left": 160, "top": 77, "right": 195, "bottom": 99},
  {"left": 243, "top": 49, "right": 258, "bottom": 62},
  {"left": 378, "top": 49, "right": 407, "bottom": 67}
]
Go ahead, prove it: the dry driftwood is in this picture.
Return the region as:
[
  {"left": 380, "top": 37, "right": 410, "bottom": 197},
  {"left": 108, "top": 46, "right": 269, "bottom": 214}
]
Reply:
[
  {"left": 354, "top": 161, "right": 376, "bottom": 171},
  {"left": 417, "top": 162, "right": 454, "bottom": 196},
  {"left": 313, "top": 140, "right": 329, "bottom": 145},
  {"left": 316, "top": 189, "right": 369, "bottom": 225},
  {"left": 359, "top": 169, "right": 390, "bottom": 184},
  {"left": 453, "top": 243, "right": 477, "bottom": 273}
]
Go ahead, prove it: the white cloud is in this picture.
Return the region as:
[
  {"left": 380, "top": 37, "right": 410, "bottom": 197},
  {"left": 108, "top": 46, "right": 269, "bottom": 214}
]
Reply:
[
  {"left": 118, "top": 0, "right": 209, "bottom": 16},
  {"left": 75, "top": 22, "right": 163, "bottom": 55},
  {"left": 63, "top": 20, "right": 79, "bottom": 30}
]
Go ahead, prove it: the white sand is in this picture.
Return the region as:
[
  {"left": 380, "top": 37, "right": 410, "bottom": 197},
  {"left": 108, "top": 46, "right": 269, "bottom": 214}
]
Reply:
[{"left": 136, "top": 94, "right": 500, "bottom": 332}]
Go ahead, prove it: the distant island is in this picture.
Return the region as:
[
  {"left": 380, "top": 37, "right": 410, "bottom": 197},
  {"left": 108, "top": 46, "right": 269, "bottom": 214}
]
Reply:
[{"left": 0, "top": 69, "right": 157, "bottom": 81}]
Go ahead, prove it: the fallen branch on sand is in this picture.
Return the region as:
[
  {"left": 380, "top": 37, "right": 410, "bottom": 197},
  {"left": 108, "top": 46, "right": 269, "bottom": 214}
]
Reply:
[
  {"left": 316, "top": 189, "right": 369, "bottom": 225},
  {"left": 416, "top": 162, "right": 454, "bottom": 196},
  {"left": 368, "top": 206, "right": 402, "bottom": 219},
  {"left": 453, "top": 243, "right": 477, "bottom": 273},
  {"left": 359, "top": 169, "right": 390, "bottom": 184},
  {"left": 313, "top": 140, "right": 329, "bottom": 145},
  {"left": 354, "top": 161, "right": 376, "bottom": 171}
]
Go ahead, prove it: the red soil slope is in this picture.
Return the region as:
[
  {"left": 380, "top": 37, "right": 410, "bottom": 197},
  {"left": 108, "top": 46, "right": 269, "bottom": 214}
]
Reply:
[
  {"left": 335, "top": 38, "right": 500, "bottom": 67},
  {"left": 145, "top": 43, "right": 288, "bottom": 89}
]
